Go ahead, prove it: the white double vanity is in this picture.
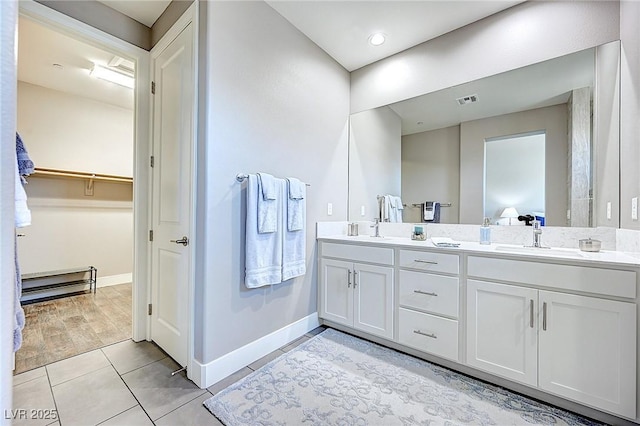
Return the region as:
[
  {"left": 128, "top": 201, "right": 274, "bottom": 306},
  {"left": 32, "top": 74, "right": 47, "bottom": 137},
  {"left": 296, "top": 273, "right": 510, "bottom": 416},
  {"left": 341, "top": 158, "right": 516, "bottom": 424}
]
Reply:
[{"left": 317, "top": 224, "right": 640, "bottom": 423}]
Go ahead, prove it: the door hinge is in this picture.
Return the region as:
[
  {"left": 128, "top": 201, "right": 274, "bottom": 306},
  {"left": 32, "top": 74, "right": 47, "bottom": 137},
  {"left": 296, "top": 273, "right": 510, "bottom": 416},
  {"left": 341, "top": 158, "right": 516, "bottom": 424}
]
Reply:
[
  {"left": 151, "top": 81, "right": 156, "bottom": 94},
  {"left": 150, "top": 156, "right": 155, "bottom": 168},
  {"left": 149, "top": 230, "right": 154, "bottom": 241},
  {"left": 148, "top": 304, "right": 152, "bottom": 315}
]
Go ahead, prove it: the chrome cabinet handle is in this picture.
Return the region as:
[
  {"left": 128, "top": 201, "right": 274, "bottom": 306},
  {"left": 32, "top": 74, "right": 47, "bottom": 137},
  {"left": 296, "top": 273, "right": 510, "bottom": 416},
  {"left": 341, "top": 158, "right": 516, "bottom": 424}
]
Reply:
[
  {"left": 413, "top": 329, "right": 437, "bottom": 339},
  {"left": 170, "top": 236, "right": 189, "bottom": 246},
  {"left": 347, "top": 270, "right": 352, "bottom": 288},
  {"left": 414, "top": 259, "right": 438, "bottom": 265},
  {"left": 542, "top": 302, "right": 547, "bottom": 331},
  {"left": 414, "top": 289, "right": 438, "bottom": 297},
  {"left": 353, "top": 270, "right": 358, "bottom": 288},
  {"left": 529, "top": 299, "right": 534, "bottom": 328}
]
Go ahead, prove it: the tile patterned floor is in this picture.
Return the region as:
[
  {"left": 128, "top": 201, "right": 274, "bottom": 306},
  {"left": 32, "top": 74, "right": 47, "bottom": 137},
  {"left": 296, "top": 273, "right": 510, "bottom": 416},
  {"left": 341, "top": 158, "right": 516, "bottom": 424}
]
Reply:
[
  {"left": 15, "top": 284, "right": 132, "bottom": 374},
  {"left": 11, "top": 327, "right": 326, "bottom": 426}
]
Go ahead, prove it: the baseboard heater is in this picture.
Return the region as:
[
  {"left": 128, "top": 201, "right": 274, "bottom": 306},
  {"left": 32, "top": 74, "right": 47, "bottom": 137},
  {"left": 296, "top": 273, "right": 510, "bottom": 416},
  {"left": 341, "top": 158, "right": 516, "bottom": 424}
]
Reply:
[{"left": 21, "top": 266, "right": 97, "bottom": 304}]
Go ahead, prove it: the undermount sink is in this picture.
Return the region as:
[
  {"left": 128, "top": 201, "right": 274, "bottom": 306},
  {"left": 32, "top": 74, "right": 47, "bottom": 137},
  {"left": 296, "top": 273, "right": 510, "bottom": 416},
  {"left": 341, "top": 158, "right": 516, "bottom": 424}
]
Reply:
[
  {"left": 494, "top": 245, "right": 585, "bottom": 258},
  {"left": 345, "top": 235, "right": 388, "bottom": 240}
]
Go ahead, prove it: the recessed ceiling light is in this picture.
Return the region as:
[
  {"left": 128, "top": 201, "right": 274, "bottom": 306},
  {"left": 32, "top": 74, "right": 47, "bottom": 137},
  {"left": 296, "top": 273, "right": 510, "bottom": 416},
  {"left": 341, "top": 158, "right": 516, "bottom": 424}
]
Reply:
[
  {"left": 368, "top": 33, "right": 386, "bottom": 46},
  {"left": 90, "top": 64, "right": 134, "bottom": 89}
]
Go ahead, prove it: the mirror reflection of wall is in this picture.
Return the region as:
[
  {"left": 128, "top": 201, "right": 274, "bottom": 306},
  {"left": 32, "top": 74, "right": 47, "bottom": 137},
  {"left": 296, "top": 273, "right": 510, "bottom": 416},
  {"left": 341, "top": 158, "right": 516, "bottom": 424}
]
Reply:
[{"left": 484, "top": 132, "right": 546, "bottom": 225}]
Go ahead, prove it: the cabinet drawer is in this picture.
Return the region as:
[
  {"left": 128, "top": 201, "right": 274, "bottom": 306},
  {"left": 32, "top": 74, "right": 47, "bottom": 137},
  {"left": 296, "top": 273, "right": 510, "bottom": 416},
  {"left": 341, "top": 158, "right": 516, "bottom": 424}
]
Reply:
[
  {"left": 399, "top": 250, "right": 459, "bottom": 274},
  {"left": 321, "top": 243, "right": 394, "bottom": 265},
  {"left": 467, "top": 256, "right": 636, "bottom": 299},
  {"left": 398, "top": 308, "right": 458, "bottom": 361},
  {"left": 399, "top": 270, "right": 458, "bottom": 318}
]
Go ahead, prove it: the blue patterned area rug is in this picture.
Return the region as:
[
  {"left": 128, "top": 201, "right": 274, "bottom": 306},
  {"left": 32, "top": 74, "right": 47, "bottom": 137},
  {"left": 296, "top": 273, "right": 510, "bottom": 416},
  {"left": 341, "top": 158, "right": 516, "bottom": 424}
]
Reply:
[{"left": 204, "top": 328, "right": 601, "bottom": 425}]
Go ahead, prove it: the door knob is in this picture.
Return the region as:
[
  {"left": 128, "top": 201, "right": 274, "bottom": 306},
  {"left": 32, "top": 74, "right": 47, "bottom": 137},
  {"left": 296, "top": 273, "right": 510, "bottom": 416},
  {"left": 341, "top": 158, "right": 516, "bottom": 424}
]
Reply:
[{"left": 170, "top": 236, "right": 189, "bottom": 246}]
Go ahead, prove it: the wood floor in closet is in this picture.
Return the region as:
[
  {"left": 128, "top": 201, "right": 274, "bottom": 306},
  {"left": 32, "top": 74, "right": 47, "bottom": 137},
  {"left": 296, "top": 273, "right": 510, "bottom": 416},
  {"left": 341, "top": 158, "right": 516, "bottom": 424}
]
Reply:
[{"left": 14, "top": 283, "right": 132, "bottom": 374}]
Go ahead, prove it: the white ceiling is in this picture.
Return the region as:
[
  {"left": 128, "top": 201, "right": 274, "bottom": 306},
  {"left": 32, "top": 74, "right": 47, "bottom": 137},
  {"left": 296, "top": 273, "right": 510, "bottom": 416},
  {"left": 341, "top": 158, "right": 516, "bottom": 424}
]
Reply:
[
  {"left": 17, "top": 1, "right": 527, "bottom": 112},
  {"left": 266, "top": 1, "right": 524, "bottom": 71},
  {"left": 18, "top": 17, "right": 134, "bottom": 110}
]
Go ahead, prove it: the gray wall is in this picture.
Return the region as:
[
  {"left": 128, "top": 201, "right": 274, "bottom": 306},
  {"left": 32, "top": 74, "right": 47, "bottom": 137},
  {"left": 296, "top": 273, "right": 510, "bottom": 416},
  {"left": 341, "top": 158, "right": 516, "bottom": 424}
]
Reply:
[
  {"left": 350, "top": 1, "right": 619, "bottom": 113},
  {"left": 36, "top": 0, "right": 151, "bottom": 50},
  {"left": 349, "top": 107, "right": 401, "bottom": 221},
  {"left": 594, "top": 41, "right": 620, "bottom": 228},
  {"left": 620, "top": 1, "right": 640, "bottom": 230},
  {"left": 151, "top": 0, "right": 193, "bottom": 47},
  {"left": 197, "top": 1, "right": 350, "bottom": 362},
  {"left": 36, "top": 0, "right": 193, "bottom": 51},
  {"left": 401, "top": 126, "right": 460, "bottom": 224},
  {"left": 459, "top": 105, "right": 568, "bottom": 226}
]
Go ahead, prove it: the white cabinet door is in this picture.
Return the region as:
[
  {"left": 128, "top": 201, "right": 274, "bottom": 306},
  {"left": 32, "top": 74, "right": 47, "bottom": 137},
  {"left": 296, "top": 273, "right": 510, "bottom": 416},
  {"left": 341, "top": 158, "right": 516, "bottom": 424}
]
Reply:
[
  {"left": 319, "top": 258, "right": 353, "bottom": 326},
  {"left": 539, "top": 291, "right": 636, "bottom": 418},
  {"left": 466, "top": 280, "right": 538, "bottom": 386},
  {"left": 354, "top": 263, "right": 394, "bottom": 339}
]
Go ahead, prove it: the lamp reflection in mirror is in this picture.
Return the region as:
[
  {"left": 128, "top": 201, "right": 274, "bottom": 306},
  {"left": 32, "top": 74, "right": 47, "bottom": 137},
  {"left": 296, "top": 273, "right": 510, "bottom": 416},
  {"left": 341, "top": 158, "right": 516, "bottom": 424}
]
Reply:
[{"left": 501, "top": 207, "right": 519, "bottom": 225}]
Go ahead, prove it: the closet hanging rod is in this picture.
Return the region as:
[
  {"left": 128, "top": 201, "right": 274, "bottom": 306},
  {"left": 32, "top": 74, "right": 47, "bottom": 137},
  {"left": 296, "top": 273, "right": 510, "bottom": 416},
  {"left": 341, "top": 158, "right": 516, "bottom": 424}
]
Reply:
[
  {"left": 406, "top": 202, "right": 452, "bottom": 208},
  {"left": 32, "top": 168, "right": 133, "bottom": 183},
  {"left": 236, "top": 173, "right": 310, "bottom": 186}
]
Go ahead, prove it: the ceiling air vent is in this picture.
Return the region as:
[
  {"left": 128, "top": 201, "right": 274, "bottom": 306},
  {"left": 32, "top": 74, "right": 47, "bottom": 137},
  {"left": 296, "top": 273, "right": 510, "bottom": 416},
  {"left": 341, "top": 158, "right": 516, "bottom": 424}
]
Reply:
[
  {"left": 108, "top": 56, "right": 135, "bottom": 76},
  {"left": 456, "top": 94, "right": 479, "bottom": 106}
]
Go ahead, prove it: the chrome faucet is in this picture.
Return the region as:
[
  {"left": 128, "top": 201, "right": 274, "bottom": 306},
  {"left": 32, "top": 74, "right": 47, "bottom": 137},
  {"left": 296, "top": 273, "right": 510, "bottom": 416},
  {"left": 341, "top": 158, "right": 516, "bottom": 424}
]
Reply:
[
  {"left": 532, "top": 220, "right": 543, "bottom": 247},
  {"left": 370, "top": 218, "right": 381, "bottom": 237}
]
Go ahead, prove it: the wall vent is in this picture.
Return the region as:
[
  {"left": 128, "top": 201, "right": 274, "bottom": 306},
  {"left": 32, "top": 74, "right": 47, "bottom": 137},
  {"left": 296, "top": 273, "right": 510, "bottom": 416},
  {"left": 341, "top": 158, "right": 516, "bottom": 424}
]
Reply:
[{"left": 456, "top": 94, "right": 479, "bottom": 105}]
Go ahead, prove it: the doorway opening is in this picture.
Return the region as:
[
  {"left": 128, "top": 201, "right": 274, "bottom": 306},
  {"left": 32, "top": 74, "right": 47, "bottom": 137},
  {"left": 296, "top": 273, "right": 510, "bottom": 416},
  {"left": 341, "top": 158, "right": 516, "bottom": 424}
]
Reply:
[
  {"left": 13, "top": 9, "right": 145, "bottom": 374},
  {"left": 484, "top": 131, "right": 546, "bottom": 225}
]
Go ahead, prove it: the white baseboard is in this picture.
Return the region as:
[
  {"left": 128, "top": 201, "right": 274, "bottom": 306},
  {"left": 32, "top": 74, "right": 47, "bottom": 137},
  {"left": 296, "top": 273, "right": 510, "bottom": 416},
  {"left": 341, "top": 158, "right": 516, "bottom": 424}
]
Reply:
[
  {"left": 97, "top": 273, "right": 132, "bottom": 288},
  {"left": 192, "top": 312, "right": 320, "bottom": 389}
]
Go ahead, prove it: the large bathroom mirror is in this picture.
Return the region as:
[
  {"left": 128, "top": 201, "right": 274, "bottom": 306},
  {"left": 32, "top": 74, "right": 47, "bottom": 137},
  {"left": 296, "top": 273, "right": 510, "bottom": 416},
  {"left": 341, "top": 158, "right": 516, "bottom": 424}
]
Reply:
[{"left": 348, "top": 40, "right": 620, "bottom": 228}]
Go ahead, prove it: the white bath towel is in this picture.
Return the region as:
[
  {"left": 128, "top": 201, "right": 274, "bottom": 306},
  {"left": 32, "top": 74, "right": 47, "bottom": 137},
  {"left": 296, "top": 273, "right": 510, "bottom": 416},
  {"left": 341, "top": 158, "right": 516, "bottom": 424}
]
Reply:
[
  {"left": 283, "top": 178, "right": 306, "bottom": 281},
  {"left": 379, "top": 195, "right": 392, "bottom": 222},
  {"left": 286, "top": 177, "right": 305, "bottom": 231},
  {"left": 391, "top": 196, "right": 403, "bottom": 223},
  {"left": 257, "top": 172, "right": 278, "bottom": 233},
  {"left": 245, "top": 174, "right": 283, "bottom": 288}
]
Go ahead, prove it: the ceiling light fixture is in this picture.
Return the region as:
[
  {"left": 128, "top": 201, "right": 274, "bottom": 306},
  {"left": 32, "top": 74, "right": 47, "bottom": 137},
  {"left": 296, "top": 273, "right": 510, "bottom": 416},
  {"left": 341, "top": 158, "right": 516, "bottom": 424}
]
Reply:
[
  {"left": 368, "top": 33, "right": 386, "bottom": 46},
  {"left": 90, "top": 64, "right": 134, "bottom": 89}
]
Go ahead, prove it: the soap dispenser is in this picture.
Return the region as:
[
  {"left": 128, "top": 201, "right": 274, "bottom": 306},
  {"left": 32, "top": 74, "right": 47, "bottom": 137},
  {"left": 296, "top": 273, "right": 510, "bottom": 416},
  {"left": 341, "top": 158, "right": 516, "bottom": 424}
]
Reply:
[{"left": 480, "top": 217, "right": 491, "bottom": 245}]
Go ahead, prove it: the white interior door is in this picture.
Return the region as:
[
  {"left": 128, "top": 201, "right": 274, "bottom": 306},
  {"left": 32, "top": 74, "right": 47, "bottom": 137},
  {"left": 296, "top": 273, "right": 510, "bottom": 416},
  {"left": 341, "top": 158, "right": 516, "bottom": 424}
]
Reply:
[{"left": 150, "top": 22, "right": 194, "bottom": 368}]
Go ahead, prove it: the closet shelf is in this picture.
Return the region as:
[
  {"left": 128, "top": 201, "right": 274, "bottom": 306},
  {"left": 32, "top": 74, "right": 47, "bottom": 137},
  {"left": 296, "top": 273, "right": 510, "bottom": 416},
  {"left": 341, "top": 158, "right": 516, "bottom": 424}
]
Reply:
[
  {"left": 32, "top": 168, "right": 133, "bottom": 183},
  {"left": 32, "top": 168, "right": 132, "bottom": 195}
]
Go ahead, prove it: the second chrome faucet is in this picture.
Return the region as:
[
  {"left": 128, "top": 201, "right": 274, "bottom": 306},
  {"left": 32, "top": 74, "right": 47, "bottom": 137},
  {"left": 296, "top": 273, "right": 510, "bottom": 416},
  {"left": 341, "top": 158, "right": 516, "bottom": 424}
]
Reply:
[{"left": 370, "top": 218, "right": 381, "bottom": 237}]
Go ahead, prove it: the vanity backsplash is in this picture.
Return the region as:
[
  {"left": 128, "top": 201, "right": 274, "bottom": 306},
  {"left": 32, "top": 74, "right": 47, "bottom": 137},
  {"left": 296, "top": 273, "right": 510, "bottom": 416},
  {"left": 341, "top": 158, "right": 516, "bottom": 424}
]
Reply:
[{"left": 316, "top": 221, "right": 637, "bottom": 252}]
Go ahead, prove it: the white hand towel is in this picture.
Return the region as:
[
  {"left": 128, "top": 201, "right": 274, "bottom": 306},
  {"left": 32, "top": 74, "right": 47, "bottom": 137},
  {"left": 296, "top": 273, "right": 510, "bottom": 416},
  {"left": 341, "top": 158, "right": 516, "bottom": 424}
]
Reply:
[
  {"left": 257, "top": 172, "right": 278, "bottom": 233},
  {"left": 245, "top": 174, "right": 283, "bottom": 288},
  {"left": 283, "top": 178, "right": 306, "bottom": 281},
  {"left": 431, "top": 237, "right": 460, "bottom": 248},
  {"left": 286, "top": 177, "right": 305, "bottom": 231}
]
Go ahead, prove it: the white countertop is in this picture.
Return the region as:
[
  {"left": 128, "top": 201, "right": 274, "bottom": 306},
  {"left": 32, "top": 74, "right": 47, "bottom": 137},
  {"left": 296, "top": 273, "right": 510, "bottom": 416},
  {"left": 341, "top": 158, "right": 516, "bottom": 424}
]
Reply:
[{"left": 318, "top": 235, "right": 640, "bottom": 267}]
